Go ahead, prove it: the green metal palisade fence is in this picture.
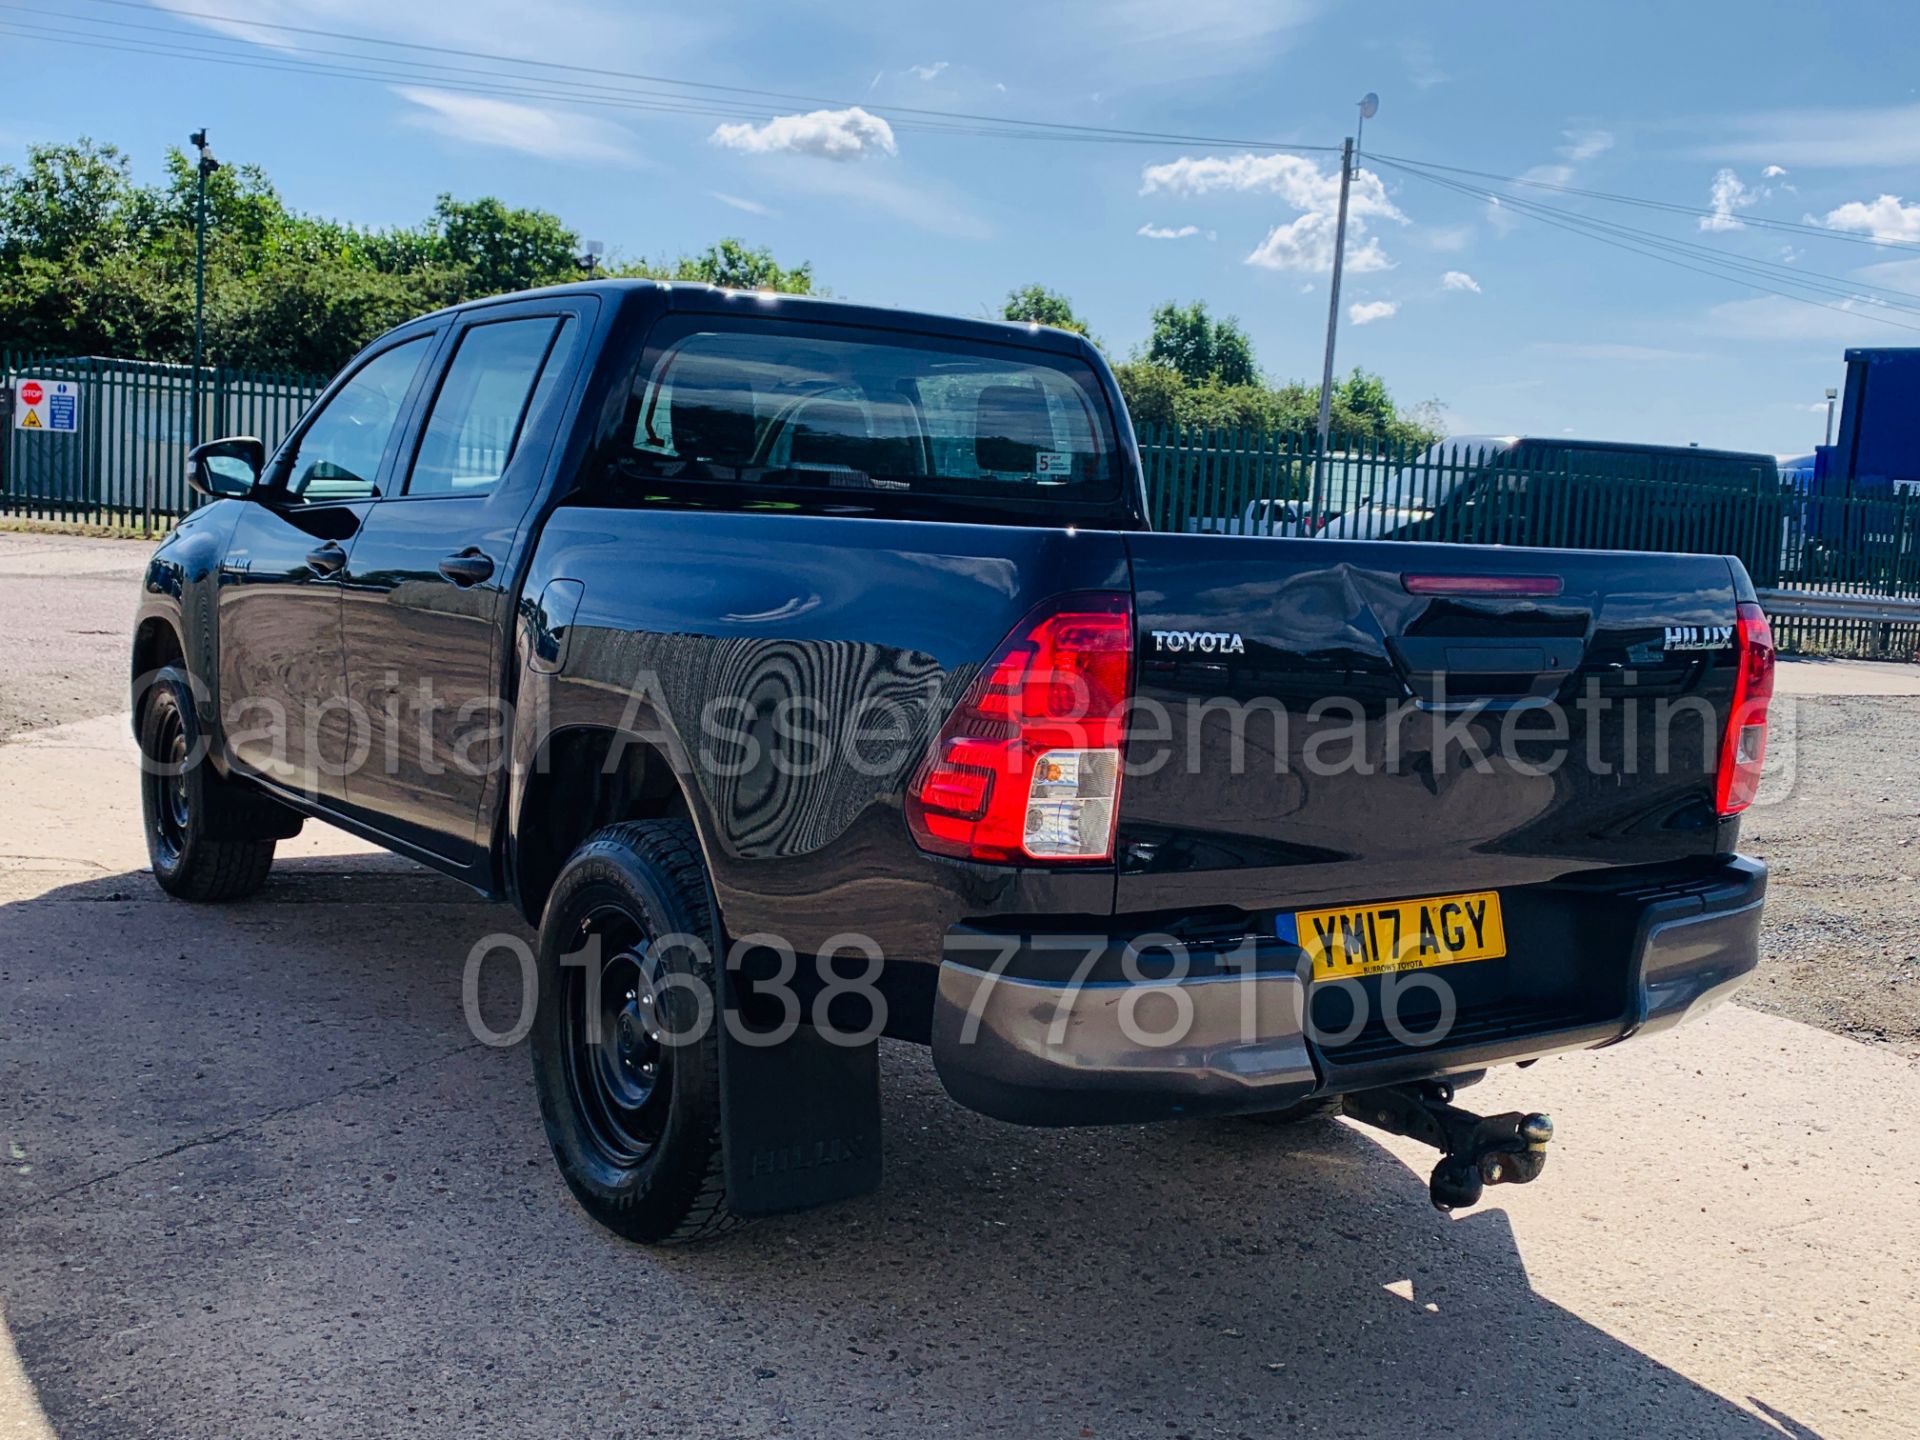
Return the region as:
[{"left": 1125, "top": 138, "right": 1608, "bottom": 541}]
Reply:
[
  {"left": 1134, "top": 423, "right": 1919, "bottom": 658},
  {"left": 0, "top": 349, "right": 324, "bottom": 529},
  {"left": 0, "top": 351, "right": 1912, "bottom": 658}
]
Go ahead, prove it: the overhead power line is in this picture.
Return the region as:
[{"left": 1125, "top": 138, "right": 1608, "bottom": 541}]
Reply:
[
  {"left": 1373, "top": 156, "right": 1920, "bottom": 337},
  {"left": 1379, "top": 156, "right": 1920, "bottom": 310},
  {"left": 14, "top": 0, "right": 1915, "bottom": 327},
  {"left": 36, "top": 0, "right": 1341, "bottom": 155},
  {"left": 1365, "top": 148, "right": 1920, "bottom": 253}
]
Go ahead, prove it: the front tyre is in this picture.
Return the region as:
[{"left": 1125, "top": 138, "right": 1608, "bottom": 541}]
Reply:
[
  {"left": 530, "top": 819, "right": 738, "bottom": 1244},
  {"left": 138, "top": 666, "right": 276, "bottom": 903}
]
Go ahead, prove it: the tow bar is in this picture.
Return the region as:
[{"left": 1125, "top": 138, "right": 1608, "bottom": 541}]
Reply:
[{"left": 1341, "top": 1081, "right": 1554, "bottom": 1212}]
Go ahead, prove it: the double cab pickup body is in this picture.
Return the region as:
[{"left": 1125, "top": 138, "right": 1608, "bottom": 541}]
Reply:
[{"left": 134, "top": 282, "right": 1771, "bottom": 1238}]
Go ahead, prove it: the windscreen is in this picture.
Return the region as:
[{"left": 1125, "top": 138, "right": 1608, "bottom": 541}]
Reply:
[{"left": 620, "top": 320, "right": 1120, "bottom": 506}]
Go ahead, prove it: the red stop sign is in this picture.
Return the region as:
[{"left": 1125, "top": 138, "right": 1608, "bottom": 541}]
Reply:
[{"left": 19, "top": 381, "right": 43, "bottom": 406}]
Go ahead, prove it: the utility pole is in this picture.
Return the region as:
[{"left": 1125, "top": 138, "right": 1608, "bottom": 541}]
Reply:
[
  {"left": 1824, "top": 387, "right": 1838, "bottom": 447},
  {"left": 189, "top": 129, "right": 220, "bottom": 448},
  {"left": 1309, "top": 94, "right": 1377, "bottom": 528},
  {"left": 1309, "top": 136, "right": 1356, "bottom": 526}
]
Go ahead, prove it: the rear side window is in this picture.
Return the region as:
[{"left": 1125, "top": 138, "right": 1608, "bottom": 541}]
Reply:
[
  {"left": 620, "top": 319, "right": 1119, "bottom": 505},
  {"left": 407, "top": 317, "right": 564, "bottom": 497}
]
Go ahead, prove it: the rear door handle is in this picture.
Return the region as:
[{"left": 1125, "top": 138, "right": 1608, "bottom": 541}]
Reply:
[
  {"left": 305, "top": 542, "right": 347, "bottom": 576},
  {"left": 438, "top": 549, "right": 496, "bottom": 587}
]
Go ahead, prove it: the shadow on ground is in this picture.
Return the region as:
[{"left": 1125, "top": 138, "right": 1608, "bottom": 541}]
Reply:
[{"left": 0, "top": 858, "right": 1819, "bottom": 1438}]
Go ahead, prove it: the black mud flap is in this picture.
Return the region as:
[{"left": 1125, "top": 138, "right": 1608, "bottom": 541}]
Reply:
[{"left": 717, "top": 959, "right": 883, "bottom": 1217}]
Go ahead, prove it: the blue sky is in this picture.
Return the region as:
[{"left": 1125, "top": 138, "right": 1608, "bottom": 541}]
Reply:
[{"left": 6, "top": 0, "right": 1920, "bottom": 452}]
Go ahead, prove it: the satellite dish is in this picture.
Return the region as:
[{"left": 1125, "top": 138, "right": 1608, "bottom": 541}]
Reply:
[{"left": 1358, "top": 92, "right": 1380, "bottom": 119}]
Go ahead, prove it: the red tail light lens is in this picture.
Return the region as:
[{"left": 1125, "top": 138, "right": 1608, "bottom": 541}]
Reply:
[
  {"left": 1715, "top": 601, "right": 1775, "bottom": 817},
  {"left": 906, "top": 592, "right": 1133, "bottom": 863}
]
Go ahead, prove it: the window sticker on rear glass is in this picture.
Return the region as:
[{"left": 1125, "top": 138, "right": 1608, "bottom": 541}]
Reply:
[{"left": 1036, "top": 451, "right": 1074, "bottom": 478}]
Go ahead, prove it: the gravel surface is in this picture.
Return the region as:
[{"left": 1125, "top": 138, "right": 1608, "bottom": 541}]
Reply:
[
  {"left": 1740, "top": 694, "right": 1920, "bottom": 1059},
  {"left": 0, "top": 532, "right": 152, "bottom": 742}
]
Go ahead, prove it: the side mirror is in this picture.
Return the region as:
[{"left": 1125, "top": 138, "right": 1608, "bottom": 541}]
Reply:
[{"left": 187, "top": 436, "right": 265, "bottom": 500}]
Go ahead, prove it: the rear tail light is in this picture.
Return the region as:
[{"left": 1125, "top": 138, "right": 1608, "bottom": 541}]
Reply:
[
  {"left": 906, "top": 592, "right": 1133, "bottom": 863},
  {"left": 1715, "top": 601, "right": 1775, "bottom": 817}
]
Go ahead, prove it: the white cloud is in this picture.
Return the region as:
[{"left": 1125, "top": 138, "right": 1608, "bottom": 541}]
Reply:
[
  {"left": 1704, "top": 293, "right": 1899, "bottom": 342},
  {"left": 1700, "top": 168, "right": 1765, "bottom": 232},
  {"left": 1560, "top": 129, "right": 1614, "bottom": 162},
  {"left": 1060, "top": 0, "right": 1319, "bottom": 83},
  {"left": 1441, "top": 270, "right": 1480, "bottom": 293},
  {"left": 1762, "top": 164, "right": 1789, "bottom": 179},
  {"left": 1424, "top": 223, "right": 1475, "bottom": 253},
  {"left": 711, "top": 107, "right": 896, "bottom": 162},
  {"left": 1349, "top": 300, "right": 1398, "bottom": 325},
  {"left": 1140, "top": 151, "right": 1408, "bottom": 273},
  {"left": 1779, "top": 244, "right": 1803, "bottom": 264},
  {"left": 393, "top": 87, "right": 639, "bottom": 164},
  {"left": 1400, "top": 38, "right": 1446, "bottom": 89},
  {"left": 907, "top": 61, "right": 949, "bottom": 81},
  {"left": 1813, "top": 194, "right": 1920, "bottom": 243},
  {"left": 159, "top": 0, "right": 692, "bottom": 70},
  {"left": 1137, "top": 223, "right": 1202, "bottom": 239},
  {"left": 751, "top": 160, "right": 990, "bottom": 239},
  {"left": 710, "top": 191, "right": 774, "bottom": 216},
  {"left": 1708, "top": 103, "right": 1920, "bottom": 167}
]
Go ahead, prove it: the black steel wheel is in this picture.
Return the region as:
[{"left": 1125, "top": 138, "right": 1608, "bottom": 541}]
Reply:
[
  {"left": 530, "top": 819, "right": 738, "bottom": 1244},
  {"left": 138, "top": 666, "right": 276, "bottom": 902}
]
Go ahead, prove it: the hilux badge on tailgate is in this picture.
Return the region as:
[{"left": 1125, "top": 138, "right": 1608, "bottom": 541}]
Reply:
[
  {"left": 1662, "top": 624, "right": 1735, "bottom": 653},
  {"left": 1151, "top": 630, "right": 1246, "bottom": 655}
]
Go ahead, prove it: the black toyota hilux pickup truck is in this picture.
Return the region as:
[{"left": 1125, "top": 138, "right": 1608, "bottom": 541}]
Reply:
[{"left": 133, "top": 282, "right": 1772, "bottom": 1241}]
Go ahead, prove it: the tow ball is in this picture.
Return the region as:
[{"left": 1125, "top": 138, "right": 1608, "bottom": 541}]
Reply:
[{"left": 1341, "top": 1081, "right": 1554, "bottom": 1212}]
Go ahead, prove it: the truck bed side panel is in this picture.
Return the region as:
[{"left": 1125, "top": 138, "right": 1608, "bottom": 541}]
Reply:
[{"left": 515, "top": 507, "right": 1130, "bottom": 961}]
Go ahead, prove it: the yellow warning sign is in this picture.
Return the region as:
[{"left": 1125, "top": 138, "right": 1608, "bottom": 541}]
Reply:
[{"left": 18, "top": 409, "right": 40, "bottom": 429}]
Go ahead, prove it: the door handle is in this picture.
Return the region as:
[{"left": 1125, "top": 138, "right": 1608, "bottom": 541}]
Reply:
[
  {"left": 305, "top": 542, "right": 347, "bottom": 575},
  {"left": 438, "top": 549, "right": 496, "bottom": 587}
]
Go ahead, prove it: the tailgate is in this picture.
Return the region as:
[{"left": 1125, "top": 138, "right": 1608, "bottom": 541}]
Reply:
[{"left": 1116, "top": 535, "right": 1742, "bottom": 914}]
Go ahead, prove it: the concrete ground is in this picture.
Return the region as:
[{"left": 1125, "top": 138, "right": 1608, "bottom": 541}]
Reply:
[{"left": 3, "top": 532, "right": 1918, "bottom": 1437}]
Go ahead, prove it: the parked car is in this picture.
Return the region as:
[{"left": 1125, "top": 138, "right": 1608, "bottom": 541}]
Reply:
[
  {"left": 1181, "top": 498, "right": 1335, "bottom": 537},
  {"left": 1324, "top": 435, "right": 1786, "bottom": 580},
  {"left": 133, "top": 284, "right": 1773, "bottom": 1240}
]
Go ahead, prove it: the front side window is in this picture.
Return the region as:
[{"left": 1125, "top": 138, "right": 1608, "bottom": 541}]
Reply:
[
  {"left": 406, "top": 317, "right": 563, "bottom": 497},
  {"left": 288, "top": 336, "right": 433, "bottom": 501},
  {"left": 621, "top": 321, "right": 1119, "bottom": 505}
]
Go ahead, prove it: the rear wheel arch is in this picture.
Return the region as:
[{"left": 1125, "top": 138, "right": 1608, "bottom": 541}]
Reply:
[{"left": 511, "top": 725, "right": 705, "bottom": 926}]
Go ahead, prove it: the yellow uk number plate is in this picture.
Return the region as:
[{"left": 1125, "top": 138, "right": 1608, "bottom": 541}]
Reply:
[{"left": 1296, "top": 890, "right": 1506, "bottom": 981}]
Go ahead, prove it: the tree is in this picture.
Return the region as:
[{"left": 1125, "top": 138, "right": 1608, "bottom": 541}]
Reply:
[
  {"left": 1001, "top": 283, "right": 1091, "bottom": 338},
  {"left": 430, "top": 194, "right": 579, "bottom": 296},
  {"left": 1145, "top": 299, "right": 1257, "bottom": 387},
  {"left": 0, "top": 138, "right": 822, "bottom": 373},
  {"left": 613, "top": 237, "right": 815, "bottom": 294},
  {"left": 0, "top": 139, "right": 141, "bottom": 265},
  {"left": 1112, "top": 360, "right": 1440, "bottom": 448}
]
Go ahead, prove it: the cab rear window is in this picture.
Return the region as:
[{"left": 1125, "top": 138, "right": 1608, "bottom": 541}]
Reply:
[{"left": 617, "top": 318, "right": 1120, "bottom": 506}]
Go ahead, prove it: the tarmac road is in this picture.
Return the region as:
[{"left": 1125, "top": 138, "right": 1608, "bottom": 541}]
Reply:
[{"left": 2, "top": 532, "right": 1918, "bottom": 1437}]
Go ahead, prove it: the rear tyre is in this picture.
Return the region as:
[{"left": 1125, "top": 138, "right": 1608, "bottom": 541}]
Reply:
[
  {"left": 1243, "top": 1095, "right": 1345, "bottom": 1127},
  {"left": 529, "top": 819, "right": 739, "bottom": 1244},
  {"left": 138, "top": 666, "right": 276, "bottom": 903}
]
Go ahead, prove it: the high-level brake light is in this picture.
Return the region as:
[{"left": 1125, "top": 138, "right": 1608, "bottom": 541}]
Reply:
[
  {"left": 1715, "top": 601, "right": 1775, "bottom": 817},
  {"left": 906, "top": 592, "right": 1133, "bottom": 863}
]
